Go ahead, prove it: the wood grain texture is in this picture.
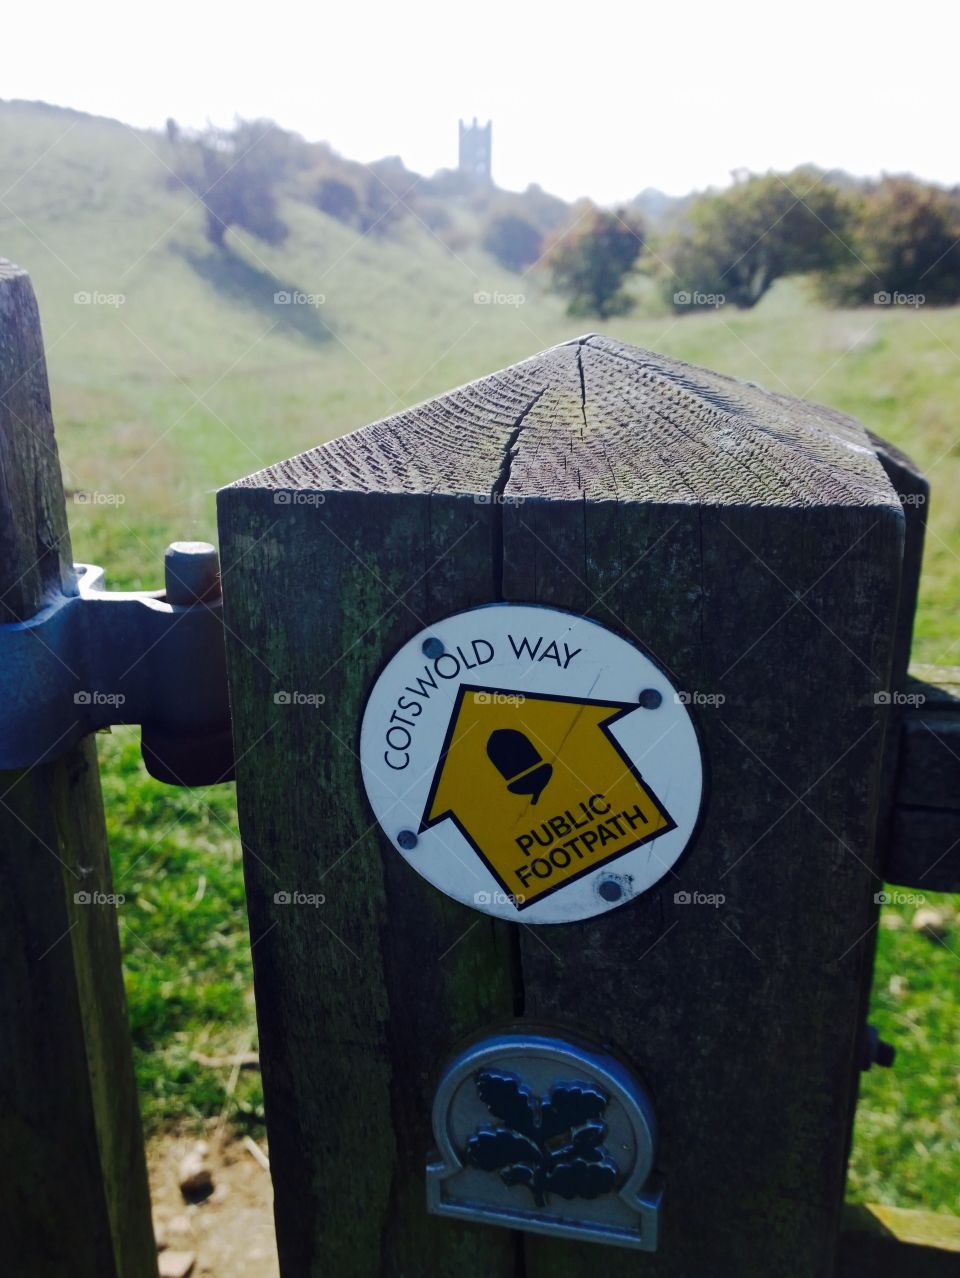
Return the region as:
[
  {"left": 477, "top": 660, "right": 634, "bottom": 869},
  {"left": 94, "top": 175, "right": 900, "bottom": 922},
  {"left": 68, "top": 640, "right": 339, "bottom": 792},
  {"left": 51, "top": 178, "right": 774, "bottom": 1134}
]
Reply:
[
  {"left": 905, "top": 665, "right": 960, "bottom": 706},
  {"left": 865, "top": 431, "right": 928, "bottom": 689},
  {"left": 838, "top": 1202, "right": 960, "bottom": 1277},
  {"left": 220, "top": 335, "right": 907, "bottom": 1277},
  {"left": 217, "top": 492, "right": 521, "bottom": 1278},
  {"left": 839, "top": 429, "right": 929, "bottom": 1208},
  {"left": 893, "top": 672, "right": 960, "bottom": 811},
  {"left": 883, "top": 666, "right": 960, "bottom": 892},
  {"left": 500, "top": 337, "right": 904, "bottom": 1278},
  {"left": 0, "top": 260, "right": 76, "bottom": 622},
  {"left": 886, "top": 808, "right": 960, "bottom": 893},
  {"left": 0, "top": 261, "right": 156, "bottom": 1278}
]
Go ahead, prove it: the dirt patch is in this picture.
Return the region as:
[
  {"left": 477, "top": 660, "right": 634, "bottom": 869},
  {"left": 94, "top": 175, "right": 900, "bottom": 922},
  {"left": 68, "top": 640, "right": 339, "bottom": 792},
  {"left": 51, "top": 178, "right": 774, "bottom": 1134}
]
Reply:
[{"left": 149, "top": 1130, "right": 279, "bottom": 1278}]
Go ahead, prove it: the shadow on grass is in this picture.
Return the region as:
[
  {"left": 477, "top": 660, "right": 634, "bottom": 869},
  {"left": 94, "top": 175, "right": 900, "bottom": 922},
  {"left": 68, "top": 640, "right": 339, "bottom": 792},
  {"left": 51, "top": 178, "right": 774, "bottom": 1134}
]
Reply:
[{"left": 176, "top": 245, "right": 332, "bottom": 346}]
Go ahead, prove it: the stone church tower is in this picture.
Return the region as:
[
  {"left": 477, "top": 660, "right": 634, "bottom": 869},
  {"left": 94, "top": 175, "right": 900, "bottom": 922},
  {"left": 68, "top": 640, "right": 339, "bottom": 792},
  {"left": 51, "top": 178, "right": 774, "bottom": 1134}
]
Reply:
[{"left": 458, "top": 118, "right": 492, "bottom": 183}]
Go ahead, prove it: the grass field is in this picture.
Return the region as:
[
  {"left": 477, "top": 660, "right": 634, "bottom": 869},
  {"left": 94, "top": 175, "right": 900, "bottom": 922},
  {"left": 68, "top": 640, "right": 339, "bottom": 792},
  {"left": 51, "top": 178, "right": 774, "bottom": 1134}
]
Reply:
[{"left": 1, "top": 99, "right": 958, "bottom": 1211}]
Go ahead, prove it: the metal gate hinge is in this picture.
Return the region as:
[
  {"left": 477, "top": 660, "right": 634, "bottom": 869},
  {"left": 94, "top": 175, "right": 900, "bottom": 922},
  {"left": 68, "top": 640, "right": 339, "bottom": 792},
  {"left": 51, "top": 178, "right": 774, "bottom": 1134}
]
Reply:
[{"left": 0, "top": 541, "right": 234, "bottom": 785}]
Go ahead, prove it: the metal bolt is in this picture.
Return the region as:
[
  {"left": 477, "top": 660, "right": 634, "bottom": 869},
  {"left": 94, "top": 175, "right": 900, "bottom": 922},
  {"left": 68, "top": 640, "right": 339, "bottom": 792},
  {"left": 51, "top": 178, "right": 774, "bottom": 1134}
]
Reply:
[
  {"left": 422, "top": 637, "right": 444, "bottom": 659},
  {"left": 165, "top": 541, "right": 221, "bottom": 605},
  {"left": 638, "top": 688, "right": 662, "bottom": 709},
  {"left": 397, "top": 829, "right": 418, "bottom": 851},
  {"left": 598, "top": 877, "right": 623, "bottom": 902}
]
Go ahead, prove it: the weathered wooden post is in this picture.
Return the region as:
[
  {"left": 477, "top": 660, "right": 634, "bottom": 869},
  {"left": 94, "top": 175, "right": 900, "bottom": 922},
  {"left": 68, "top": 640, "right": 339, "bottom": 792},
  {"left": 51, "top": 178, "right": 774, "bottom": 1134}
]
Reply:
[
  {"left": 0, "top": 262, "right": 157, "bottom": 1277},
  {"left": 218, "top": 335, "right": 914, "bottom": 1276}
]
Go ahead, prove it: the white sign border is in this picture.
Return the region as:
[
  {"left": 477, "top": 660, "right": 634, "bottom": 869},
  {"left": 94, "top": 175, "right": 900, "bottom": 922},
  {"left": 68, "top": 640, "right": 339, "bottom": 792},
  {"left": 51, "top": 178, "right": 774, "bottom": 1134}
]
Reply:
[{"left": 359, "top": 604, "right": 706, "bottom": 924}]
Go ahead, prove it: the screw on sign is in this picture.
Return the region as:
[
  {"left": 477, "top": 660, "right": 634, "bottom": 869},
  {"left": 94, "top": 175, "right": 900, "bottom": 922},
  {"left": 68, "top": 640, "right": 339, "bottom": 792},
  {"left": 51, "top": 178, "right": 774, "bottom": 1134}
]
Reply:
[{"left": 360, "top": 604, "right": 704, "bottom": 924}]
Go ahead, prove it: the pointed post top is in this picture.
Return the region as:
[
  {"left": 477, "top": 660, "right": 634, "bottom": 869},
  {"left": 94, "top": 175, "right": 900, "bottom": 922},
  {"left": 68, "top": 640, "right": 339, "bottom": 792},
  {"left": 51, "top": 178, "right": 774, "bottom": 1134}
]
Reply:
[{"left": 228, "top": 334, "right": 898, "bottom": 512}]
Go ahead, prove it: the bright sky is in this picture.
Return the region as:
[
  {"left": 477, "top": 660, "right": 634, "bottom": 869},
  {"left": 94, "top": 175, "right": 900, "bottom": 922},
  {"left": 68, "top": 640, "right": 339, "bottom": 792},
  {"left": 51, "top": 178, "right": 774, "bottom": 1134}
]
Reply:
[{"left": 6, "top": 1, "right": 956, "bottom": 203}]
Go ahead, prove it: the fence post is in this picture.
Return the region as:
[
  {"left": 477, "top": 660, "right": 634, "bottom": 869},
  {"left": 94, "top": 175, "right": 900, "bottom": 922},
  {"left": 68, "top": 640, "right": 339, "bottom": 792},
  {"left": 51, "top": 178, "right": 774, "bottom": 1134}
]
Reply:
[
  {"left": 0, "top": 261, "right": 157, "bottom": 1277},
  {"left": 218, "top": 335, "right": 908, "bottom": 1276}
]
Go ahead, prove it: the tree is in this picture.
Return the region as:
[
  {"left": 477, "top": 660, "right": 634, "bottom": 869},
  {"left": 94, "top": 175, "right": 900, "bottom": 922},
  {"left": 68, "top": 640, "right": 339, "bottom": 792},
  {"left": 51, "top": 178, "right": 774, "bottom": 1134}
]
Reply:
[
  {"left": 175, "top": 120, "right": 299, "bottom": 249},
  {"left": 483, "top": 213, "right": 542, "bottom": 272},
  {"left": 315, "top": 176, "right": 362, "bottom": 226},
  {"left": 360, "top": 157, "right": 415, "bottom": 234},
  {"left": 546, "top": 207, "right": 644, "bottom": 317},
  {"left": 816, "top": 177, "right": 960, "bottom": 306},
  {"left": 659, "top": 168, "right": 850, "bottom": 310}
]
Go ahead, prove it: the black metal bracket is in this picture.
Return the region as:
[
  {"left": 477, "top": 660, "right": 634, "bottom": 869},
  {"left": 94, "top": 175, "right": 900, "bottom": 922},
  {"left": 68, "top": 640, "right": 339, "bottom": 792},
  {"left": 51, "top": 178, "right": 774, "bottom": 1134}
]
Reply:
[{"left": 0, "top": 541, "right": 234, "bottom": 785}]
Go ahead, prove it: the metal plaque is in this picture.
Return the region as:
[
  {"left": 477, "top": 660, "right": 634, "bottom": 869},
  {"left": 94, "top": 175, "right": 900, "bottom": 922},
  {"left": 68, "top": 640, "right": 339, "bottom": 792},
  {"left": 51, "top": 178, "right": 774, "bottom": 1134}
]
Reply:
[{"left": 427, "top": 1032, "right": 661, "bottom": 1250}]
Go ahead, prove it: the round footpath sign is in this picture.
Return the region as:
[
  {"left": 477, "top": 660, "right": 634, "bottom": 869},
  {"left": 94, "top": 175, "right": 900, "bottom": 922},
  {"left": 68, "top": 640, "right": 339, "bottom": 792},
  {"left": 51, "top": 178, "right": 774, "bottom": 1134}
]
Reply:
[{"left": 360, "top": 605, "right": 705, "bottom": 924}]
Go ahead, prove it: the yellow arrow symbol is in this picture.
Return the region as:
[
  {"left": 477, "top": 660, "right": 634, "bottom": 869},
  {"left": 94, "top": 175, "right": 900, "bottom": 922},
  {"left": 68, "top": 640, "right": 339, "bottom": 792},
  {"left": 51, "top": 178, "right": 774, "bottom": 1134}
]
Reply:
[{"left": 420, "top": 686, "right": 675, "bottom": 909}]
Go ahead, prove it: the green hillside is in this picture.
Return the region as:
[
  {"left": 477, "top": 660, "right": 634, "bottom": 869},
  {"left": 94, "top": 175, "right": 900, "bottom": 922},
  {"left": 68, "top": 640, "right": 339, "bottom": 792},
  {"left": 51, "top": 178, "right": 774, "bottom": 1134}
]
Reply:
[
  {"left": 1, "top": 100, "right": 957, "bottom": 1213},
  {"left": 0, "top": 101, "right": 576, "bottom": 585},
  {"left": 3, "top": 100, "right": 960, "bottom": 657}
]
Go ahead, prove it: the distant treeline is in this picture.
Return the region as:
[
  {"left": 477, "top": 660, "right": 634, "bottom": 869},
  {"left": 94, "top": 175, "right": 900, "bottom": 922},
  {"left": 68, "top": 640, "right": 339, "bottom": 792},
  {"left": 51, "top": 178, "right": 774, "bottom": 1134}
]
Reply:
[
  {"left": 164, "top": 119, "right": 960, "bottom": 318},
  {"left": 164, "top": 115, "right": 568, "bottom": 259},
  {"left": 646, "top": 168, "right": 960, "bottom": 312}
]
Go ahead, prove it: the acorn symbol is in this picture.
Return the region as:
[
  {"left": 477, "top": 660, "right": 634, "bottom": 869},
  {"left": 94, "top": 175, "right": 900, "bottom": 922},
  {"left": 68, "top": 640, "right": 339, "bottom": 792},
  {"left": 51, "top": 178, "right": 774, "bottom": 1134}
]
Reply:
[{"left": 486, "top": 728, "right": 553, "bottom": 804}]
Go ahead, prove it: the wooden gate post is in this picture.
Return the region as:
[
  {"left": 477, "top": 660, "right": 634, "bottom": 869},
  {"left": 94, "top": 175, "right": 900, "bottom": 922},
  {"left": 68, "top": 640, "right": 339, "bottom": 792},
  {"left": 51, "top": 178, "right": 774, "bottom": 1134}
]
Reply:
[
  {"left": 218, "top": 336, "right": 908, "bottom": 1277},
  {"left": 0, "top": 262, "right": 157, "bottom": 1277}
]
